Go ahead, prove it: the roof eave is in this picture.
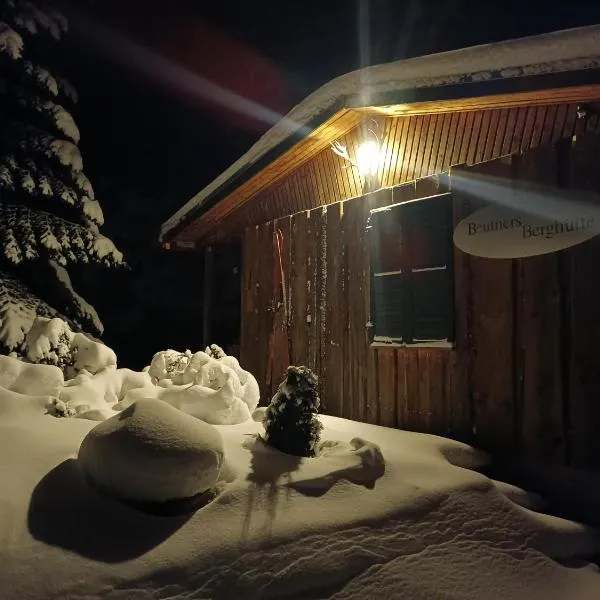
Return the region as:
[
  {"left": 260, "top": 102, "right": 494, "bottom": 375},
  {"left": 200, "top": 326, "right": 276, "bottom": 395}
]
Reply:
[{"left": 162, "top": 65, "right": 600, "bottom": 246}]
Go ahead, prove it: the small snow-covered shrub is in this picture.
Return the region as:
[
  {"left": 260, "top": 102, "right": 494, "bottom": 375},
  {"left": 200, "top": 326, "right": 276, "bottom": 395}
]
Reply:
[
  {"left": 205, "top": 343, "right": 226, "bottom": 359},
  {"left": 263, "top": 365, "right": 323, "bottom": 458},
  {"left": 147, "top": 347, "right": 260, "bottom": 421},
  {"left": 148, "top": 349, "right": 192, "bottom": 384}
]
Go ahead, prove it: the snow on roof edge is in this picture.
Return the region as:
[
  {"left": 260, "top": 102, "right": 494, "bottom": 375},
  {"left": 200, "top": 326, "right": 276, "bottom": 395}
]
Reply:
[{"left": 161, "top": 24, "right": 600, "bottom": 242}]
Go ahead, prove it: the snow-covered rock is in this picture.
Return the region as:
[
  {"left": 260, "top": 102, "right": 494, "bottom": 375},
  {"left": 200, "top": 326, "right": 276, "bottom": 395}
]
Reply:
[
  {"left": 0, "top": 353, "right": 63, "bottom": 397},
  {"left": 78, "top": 398, "right": 225, "bottom": 504}
]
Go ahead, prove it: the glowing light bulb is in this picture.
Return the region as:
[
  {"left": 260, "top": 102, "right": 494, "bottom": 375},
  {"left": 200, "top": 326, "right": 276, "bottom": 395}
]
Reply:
[{"left": 355, "top": 140, "right": 380, "bottom": 176}]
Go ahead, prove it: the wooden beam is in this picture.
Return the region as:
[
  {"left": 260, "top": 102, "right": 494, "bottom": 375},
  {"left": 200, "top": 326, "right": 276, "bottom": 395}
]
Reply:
[{"left": 358, "top": 83, "right": 600, "bottom": 117}]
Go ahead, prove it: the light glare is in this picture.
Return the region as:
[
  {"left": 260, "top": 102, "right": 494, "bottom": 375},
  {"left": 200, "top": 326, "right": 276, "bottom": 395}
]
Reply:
[{"left": 356, "top": 140, "right": 380, "bottom": 176}]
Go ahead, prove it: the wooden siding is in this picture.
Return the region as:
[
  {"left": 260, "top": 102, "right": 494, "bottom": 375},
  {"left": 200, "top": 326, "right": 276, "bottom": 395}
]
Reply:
[
  {"left": 240, "top": 123, "right": 600, "bottom": 471},
  {"left": 190, "top": 102, "right": 585, "bottom": 243}
]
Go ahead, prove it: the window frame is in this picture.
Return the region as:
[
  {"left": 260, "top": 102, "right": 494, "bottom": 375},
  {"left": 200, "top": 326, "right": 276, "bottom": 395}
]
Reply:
[{"left": 367, "top": 192, "right": 455, "bottom": 348}]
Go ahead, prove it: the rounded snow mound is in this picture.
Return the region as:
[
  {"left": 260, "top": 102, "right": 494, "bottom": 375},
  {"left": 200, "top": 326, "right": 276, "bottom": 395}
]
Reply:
[{"left": 78, "top": 398, "right": 225, "bottom": 506}]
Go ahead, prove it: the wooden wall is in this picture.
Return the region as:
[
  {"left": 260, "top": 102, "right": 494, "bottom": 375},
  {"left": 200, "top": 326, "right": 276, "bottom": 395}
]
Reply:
[
  {"left": 240, "top": 126, "right": 600, "bottom": 471},
  {"left": 207, "top": 102, "right": 583, "bottom": 242}
]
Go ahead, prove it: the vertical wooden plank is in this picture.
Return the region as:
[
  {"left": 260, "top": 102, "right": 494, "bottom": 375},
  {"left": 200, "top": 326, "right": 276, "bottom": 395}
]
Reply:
[
  {"left": 240, "top": 226, "right": 258, "bottom": 382},
  {"left": 396, "top": 115, "right": 416, "bottom": 183},
  {"left": 539, "top": 104, "right": 557, "bottom": 147},
  {"left": 449, "top": 167, "right": 474, "bottom": 442},
  {"left": 241, "top": 225, "right": 262, "bottom": 398},
  {"left": 317, "top": 206, "right": 328, "bottom": 409},
  {"left": 307, "top": 207, "right": 323, "bottom": 375},
  {"left": 343, "top": 130, "right": 362, "bottom": 197},
  {"left": 434, "top": 112, "right": 451, "bottom": 174},
  {"left": 492, "top": 108, "right": 510, "bottom": 159},
  {"left": 362, "top": 191, "right": 379, "bottom": 425},
  {"left": 510, "top": 107, "right": 528, "bottom": 155},
  {"left": 460, "top": 159, "right": 516, "bottom": 452},
  {"left": 428, "top": 350, "right": 446, "bottom": 436},
  {"left": 470, "top": 252, "right": 515, "bottom": 451},
  {"left": 256, "top": 221, "right": 274, "bottom": 401},
  {"left": 443, "top": 111, "right": 460, "bottom": 168},
  {"left": 482, "top": 109, "right": 500, "bottom": 162},
  {"left": 530, "top": 105, "right": 547, "bottom": 149},
  {"left": 561, "top": 104, "right": 578, "bottom": 140},
  {"left": 501, "top": 107, "right": 519, "bottom": 156},
  {"left": 466, "top": 110, "right": 484, "bottom": 165},
  {"left": 388, "top": 117, "right": 411, "bottom": 186},
  {"left": 320, "top": 147, "right": 337, "bottom": 204},
  {"left": 549, "top": 103, "right": 568, "bottom": 144},
  {"left": 322, "top": 202, "right": 345, "bottom": 416},
  {"left": 519, "top": 106, "right": 538, "bottom": 154},
  {"left": 421, "top": 113, "right": 438, "bottom": 177},
  {"left": 514, "top": 146, "right": 565, "bottom": 465},
  {"left": 381, "top": 117, "right": 400, "bottom": 188},
  {"left": 377, "top": 348, "right": 397, "bottom": 427},
  {"left": 473, "top": 110, "right": 491, "bottom": 165},
  {"left": 417, "top": 349, "right": 432, "bottom": 433},
  {"left": 405, "top": 115, "right": 424, "bottom": 182},
  {"left": 277, "top": 215, "right": 292, "bottom": 393},
  {"left": 458, "top": 111, "right": 475, "bottom": 165},
  {"left": 395, "top": 349, "right": 408, "bottom": 429},
  {"left": 568, "top": 131, "right": 600, "bottom": 469},
  {"left": 412, "top": 114, "right": 430, "bottom": 181},
  {"left": 405, "top": 349, "right": 420, "bottom": 431},
  {"left": 344, "top": 197, "right": 367, "bottom": 422},
  {"left": 289, "top": 212, "right": 310, "bottom": 368}
]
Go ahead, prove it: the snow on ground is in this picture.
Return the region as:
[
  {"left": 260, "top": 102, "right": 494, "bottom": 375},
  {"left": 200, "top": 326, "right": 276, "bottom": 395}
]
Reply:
[{"left": 1, "top": 378, "right": 600, "bottom": 599}]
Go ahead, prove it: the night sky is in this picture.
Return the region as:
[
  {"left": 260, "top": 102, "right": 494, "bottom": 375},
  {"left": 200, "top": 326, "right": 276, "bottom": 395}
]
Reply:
[{"left": 53, "top": 0, "right": 600, "bottom": 368}]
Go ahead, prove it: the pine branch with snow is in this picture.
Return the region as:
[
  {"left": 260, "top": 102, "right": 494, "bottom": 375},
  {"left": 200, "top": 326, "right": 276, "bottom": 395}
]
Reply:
[
  {"left": 48, "top": 260, "right": 104, "bottom": 334},
  {"left": 0, "top": 155, "right": 104, "bottom": 225},
  {"left": 0, "top": 1, "right": 124, "bottom": 356},
  {"left": 0, "top": 203, "right": 123, "bottom": 267},
  {"left": 0, "top": 269, "right": 66, "bottom": 351}
]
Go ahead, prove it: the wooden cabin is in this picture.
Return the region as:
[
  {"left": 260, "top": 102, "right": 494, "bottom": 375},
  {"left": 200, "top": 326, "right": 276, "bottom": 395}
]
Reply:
[{"left": 161, "top": 26, "right": 600, "bottom": 471}]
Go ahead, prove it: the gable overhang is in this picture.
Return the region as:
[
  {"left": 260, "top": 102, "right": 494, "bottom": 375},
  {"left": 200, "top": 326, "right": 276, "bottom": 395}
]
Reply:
[{"left": 161, "top": 26, "right": 600, "bottom": 248}]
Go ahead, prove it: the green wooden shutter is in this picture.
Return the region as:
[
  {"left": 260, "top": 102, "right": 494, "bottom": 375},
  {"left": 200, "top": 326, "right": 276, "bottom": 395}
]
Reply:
[
  {"left": 403, "top": 194, "right": 454, "bottom": 343},
  {"left": 369, "top": 192, "right": 454, "bottom": 344}
]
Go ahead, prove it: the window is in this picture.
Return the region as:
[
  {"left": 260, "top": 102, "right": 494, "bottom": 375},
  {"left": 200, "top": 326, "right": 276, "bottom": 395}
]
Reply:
[{"left": 367, "top": 192, "right": 454, "bottom": 345}]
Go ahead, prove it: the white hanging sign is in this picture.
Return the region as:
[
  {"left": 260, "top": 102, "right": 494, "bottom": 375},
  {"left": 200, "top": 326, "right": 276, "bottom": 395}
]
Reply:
[{"left": 453, "top": 188, "right": 600, "bottom": 259}]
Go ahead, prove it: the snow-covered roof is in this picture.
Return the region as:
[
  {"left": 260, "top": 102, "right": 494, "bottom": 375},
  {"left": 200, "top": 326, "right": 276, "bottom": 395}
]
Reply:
[{"left": 160, "top": 25, "right": 600, "bottom": 242}]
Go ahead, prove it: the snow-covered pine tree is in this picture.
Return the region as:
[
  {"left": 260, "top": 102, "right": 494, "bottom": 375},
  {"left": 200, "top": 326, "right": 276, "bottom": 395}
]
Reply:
[
  {"left": 0, "top": 0, "right": 124, "bottom": 354},
  {"left": 263, "top": 365, "right": 323, "bottom": 457}
]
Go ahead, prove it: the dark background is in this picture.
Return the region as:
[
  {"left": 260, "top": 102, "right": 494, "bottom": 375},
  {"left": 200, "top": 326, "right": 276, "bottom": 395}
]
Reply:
[{"left": 55, "top": 0, "right": 600, "bottom": 369}]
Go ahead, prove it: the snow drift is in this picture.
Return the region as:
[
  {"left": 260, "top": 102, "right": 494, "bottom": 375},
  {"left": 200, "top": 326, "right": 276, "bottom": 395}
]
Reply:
[
  {"left": 9, "top": 317, "right": 260, "bottom": 426},
  {"left": 1, "top": 387, "right": 599, "bottom": 600}
]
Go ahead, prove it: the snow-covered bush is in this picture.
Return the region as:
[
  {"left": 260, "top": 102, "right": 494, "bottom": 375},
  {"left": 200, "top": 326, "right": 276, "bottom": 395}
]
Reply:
[
  {"left": 147, "top": 347, "right": 260, "bottom": 422},
  {"left": 0, "top": 1, "right": 124, "bottom": 354},
  {"left": 24, "top": 316, "right": 116, "bottom": 378},
  {"left": 263, "top": 365, "right": 323, "bottom": 458}
]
